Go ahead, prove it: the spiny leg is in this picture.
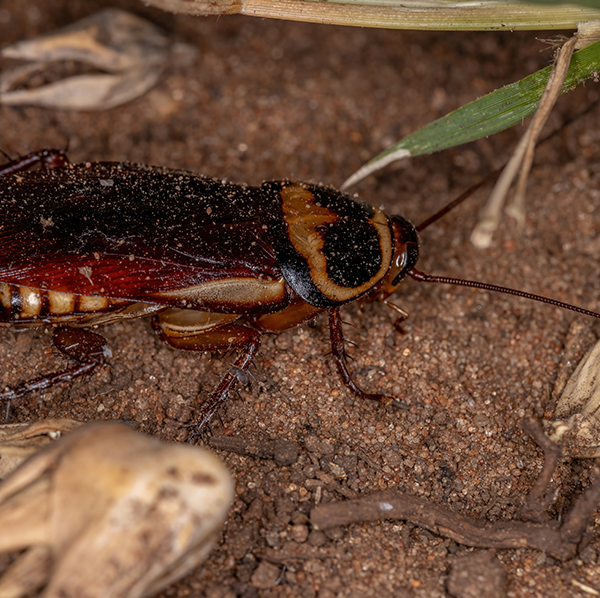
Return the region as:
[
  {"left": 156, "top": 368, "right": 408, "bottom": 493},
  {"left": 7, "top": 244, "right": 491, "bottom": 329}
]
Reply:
[
  {"left": 328, "top": 307, "right": 389, "bottom": 403},
  {"left": 192, "top": 334, "right": 261, "bottom": 440},
  {"left": 153, "top": 311, "right": 262, "bottom": 440},
  {"left": 0, "top": 327, "right": 109, "bottom": 416},
  {"left": 0, "top": 149, "right": 69, "bottom": 176}
]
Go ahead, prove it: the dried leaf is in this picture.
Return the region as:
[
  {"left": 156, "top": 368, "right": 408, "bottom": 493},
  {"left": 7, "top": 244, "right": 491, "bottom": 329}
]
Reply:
[
  {"left": 0, "top": 421, "right": 233, "bottom": 598},
  {"left": 546, "top": 338, "right": 600, "bottom": 457},
  {"left": 0, "top": 9, "right": 169, "bottom": 110},
  {"left": 0, "top": 419, "right": 81, "bottom": 479}
]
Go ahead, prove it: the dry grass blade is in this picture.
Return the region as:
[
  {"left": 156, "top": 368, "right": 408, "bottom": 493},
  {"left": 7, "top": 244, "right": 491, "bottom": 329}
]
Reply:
[
  {"left": 471, "top": 35, "right": 579, "bottom": 248},
  {"left": 144, "top": 0, "right": 600, "bottom": 30}
]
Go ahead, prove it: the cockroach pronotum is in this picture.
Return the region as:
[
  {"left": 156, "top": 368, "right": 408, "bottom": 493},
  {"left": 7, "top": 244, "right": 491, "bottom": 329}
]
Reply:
[{"left": 1, "top": 149, "right": 599, "bottom": 437}]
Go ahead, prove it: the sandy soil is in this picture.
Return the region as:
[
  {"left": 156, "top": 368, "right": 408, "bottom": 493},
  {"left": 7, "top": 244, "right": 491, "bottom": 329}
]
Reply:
[{"left": 1, "top": 1, "right": 600, "bottom": 596}]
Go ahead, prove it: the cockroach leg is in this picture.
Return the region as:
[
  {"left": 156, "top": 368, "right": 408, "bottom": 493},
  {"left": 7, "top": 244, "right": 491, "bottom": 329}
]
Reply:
[
  {"left": 0, "top": 149, "right": 69, "bottom": 176},
  {"left": 0, "top": 327, "right": 108, "bottom": 412},
  {"left": 328, "top": 308, "right": 389, "bottom": 403},
  {"left": 382, "top": 299, "right": 409, "bottom": 332},
  {"left": 153, "top": 312, "right": 262, "bottom": 438},
  {"left": 191, "top": 334, "right": 261, "bottom": 442}
]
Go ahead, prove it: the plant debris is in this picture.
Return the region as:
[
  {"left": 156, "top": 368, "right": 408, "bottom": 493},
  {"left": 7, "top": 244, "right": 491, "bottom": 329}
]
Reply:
[
  {"left": 0, "top": 421, "right": 233, "bottom": 598},
  {"left": 546, "top": 336, "right": 600, "bottom": 458},
  {"left": 0, "top": 9, "right": 169, "bottom": 110},
  {"left": 0, "top": 418, "right": 81, "bottom": 478},
  {"left": 208, "top": 433, "right": 299, "bottom": 465},
  {"left": 311, "top": 419, "right": 600, "bottom": 561}
]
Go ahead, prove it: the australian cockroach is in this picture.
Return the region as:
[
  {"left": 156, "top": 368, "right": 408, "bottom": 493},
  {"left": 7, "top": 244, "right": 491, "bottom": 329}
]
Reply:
[{"left": 1, "top": 149, "right": 600, "bottom": 437}]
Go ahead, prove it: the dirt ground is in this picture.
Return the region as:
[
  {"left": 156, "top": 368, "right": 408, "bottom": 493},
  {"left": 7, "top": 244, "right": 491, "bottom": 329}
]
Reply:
[{"left": 2, "top": 1, "right": 600, "bottom": 597}]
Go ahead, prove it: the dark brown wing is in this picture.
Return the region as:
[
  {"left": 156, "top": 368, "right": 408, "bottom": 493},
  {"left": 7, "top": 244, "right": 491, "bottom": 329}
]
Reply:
[{"left": 0, "top": 162, "right": 282, "bottom": 310}]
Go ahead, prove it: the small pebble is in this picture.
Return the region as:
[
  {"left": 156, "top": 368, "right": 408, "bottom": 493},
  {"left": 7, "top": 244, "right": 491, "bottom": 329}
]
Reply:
[
  {"left": 308, "top": 530, "right": 328, "bottom": 547},
  {"left": 290, "top": 524, "right": 309, "bottom": 543},
  {"left": 250, "top": 561, "right": 281, "bottom": 589}
]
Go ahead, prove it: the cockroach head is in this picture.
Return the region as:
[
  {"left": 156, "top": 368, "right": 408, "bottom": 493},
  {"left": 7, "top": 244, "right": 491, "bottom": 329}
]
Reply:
[
  {"left": 366, "top": 215, "right": 419, "bottom": 302},
  {"left": 390, "top": 215, "right": 420, "bottom": 286}
]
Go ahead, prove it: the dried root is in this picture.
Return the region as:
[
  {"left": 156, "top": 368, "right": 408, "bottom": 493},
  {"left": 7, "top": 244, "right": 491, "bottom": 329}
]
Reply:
[{"left": 311, "top": 419, "right": 600, "bottom": 561}]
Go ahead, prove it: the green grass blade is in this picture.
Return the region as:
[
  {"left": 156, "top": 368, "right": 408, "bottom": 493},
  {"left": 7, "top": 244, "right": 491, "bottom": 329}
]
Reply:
[{"left": 342, "top": 39, "right": 600, "bottom": 189}]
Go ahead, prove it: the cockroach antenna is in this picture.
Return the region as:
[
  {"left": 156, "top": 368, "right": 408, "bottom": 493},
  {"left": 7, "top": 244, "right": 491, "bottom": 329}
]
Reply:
[
  {"left": 409, "top": 102, "right": 600, "bottom": 322},
  {"left": 409, "top": 268, "right": 600, "bottom": 321}
]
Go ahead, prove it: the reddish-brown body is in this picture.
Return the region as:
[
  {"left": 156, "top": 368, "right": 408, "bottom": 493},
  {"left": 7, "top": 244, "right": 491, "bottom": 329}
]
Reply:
[
  {"left": 3, "top": 150, "right": 600, "bottom": 436},
  {"left": 0, "top": 151, "right": 419, "bottom": 434}
]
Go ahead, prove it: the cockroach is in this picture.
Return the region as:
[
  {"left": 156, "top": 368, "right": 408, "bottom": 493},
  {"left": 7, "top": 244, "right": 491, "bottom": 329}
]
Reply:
[{"left": 1, "top": 149, "right": 599, "bottom": 437}]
